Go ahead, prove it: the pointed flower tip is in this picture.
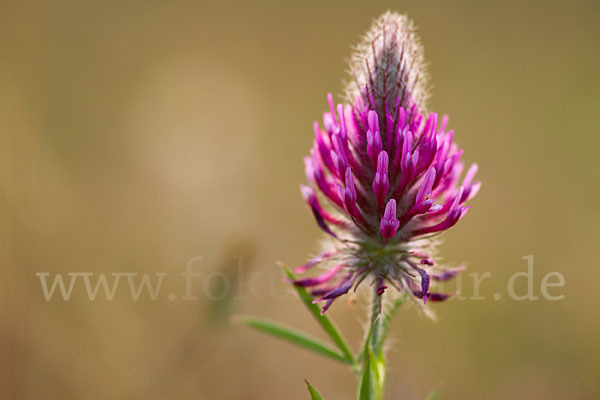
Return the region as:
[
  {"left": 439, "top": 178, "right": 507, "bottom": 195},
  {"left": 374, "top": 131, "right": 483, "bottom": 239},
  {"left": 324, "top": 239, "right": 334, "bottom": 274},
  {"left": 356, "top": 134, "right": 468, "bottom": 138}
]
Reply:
[
  {"left": 327, "top": 92, "right": 335, "bottom": 116},
  {"left": 368, "top": 110, "right": 379, "bottom": 131},
  {"left": 373, "top": 151, "right": 390, "bottom": 205},
  {"left": 346, "top": 12, "right": 428, "bottom": 113},
  {"left": 413, "top": 290, "right": 453, "bottom": 303},
  {"left": 299, "top": 184, "right": 313, "bottom": 201},
  {"left": 380, "top": 199, "right": 400, "bottom": 239},
  {"left": 431, "top": 263, "right": 467, "bottom": 281},
  {"left": 377, "top": 150, "right": 389, "bottom": 171},
  {"left": 469, "top": 181, "right": 482, "bottom": 199},
  {"left": 461, "top": 206, "right": 470, "bottom": 219},
  {"left": 344, "top": 167, "right": 354, "bottom": 187},
  {"left": 420, "top": 258, "right": 434, "bottom": 266},
  {"left": 464, "top": 163, "right": 479, "bottom": 186},
  {"left": 384, "top": 198, "right": 397, "bottom": 218},
  {"left": 308, "top": 202, "right": 338, "bottom": 239},
  {"left": 451, "top": 186, "right": 465, "bottom": 210},
  {"left": 416, "top": 167, "right": 436, "bottom": 205}
]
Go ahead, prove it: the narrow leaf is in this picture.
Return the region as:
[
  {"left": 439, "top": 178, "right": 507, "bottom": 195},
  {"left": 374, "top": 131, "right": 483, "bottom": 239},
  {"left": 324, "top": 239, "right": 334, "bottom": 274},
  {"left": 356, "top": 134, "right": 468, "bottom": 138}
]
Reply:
[
  {"left": 284, "top": 267, "right": 354, "bottom": 364},
  {"left": 358, "top": 353, "right": 372, "bottom": 400},
  {"left": 241, "top": 316, "right": 348, "bottom": 364},
  {"left": 305, "top": 380, "right": 324, "bottom": 400},
  {"left": 369, "top": 348, "right": 385, "bottom": 397},
  {"left": 425, "top": 389, "right": 440, "bottom": 400}
]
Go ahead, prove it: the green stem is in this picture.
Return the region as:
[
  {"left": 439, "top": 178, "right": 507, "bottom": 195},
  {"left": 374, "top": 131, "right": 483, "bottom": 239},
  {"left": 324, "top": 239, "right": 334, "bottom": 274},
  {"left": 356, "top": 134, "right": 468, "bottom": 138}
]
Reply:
[
  {"left": 370, "top": 287, "right": 383, "bottom": 350},
  {"left": 358, "top": 287, "right": 387, "bottom": 400},
  {"left": 372, "top": 288, "right": 386, "bottom": 400}
]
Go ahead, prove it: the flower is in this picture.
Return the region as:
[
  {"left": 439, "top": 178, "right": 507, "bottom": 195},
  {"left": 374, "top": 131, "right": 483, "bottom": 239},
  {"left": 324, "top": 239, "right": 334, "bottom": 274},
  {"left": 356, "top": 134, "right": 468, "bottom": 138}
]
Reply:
[{"left": 295, "top": 12, "right": 480, "bottom": 313}]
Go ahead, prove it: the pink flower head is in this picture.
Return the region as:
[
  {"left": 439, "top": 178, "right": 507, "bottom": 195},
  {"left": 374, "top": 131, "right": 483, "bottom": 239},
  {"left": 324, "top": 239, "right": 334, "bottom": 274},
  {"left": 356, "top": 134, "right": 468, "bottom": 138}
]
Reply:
[{"left": 296, "top": 12, "right": 480, "bottom": 313}]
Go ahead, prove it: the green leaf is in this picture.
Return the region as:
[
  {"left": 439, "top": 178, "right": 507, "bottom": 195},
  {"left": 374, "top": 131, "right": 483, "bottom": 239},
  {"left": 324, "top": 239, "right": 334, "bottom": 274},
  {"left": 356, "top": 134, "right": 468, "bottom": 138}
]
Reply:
[
  {"left": 305, "top": 380, "right": 324, "bottom": 400},
  {"left": 284, "top": 268, "right": 354, "bottom": 364},
  {"left": 241, "top": 316, "right": 349, "bottom": 364},
  {"left": 425, "top": 389, "right": 440, "bottom": 400},
  {"left": 357, "top": 352, "right": 372, "bottom": 400},
  {"left": 370, "top": 348, "right": 385, "bottom": 399}
]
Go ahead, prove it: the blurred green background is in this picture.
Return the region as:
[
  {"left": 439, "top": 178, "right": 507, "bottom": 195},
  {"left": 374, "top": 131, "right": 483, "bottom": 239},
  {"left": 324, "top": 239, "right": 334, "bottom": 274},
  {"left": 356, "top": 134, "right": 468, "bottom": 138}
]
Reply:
[{"left": 1, "top": 0, "right": 599, "bottom": 399}]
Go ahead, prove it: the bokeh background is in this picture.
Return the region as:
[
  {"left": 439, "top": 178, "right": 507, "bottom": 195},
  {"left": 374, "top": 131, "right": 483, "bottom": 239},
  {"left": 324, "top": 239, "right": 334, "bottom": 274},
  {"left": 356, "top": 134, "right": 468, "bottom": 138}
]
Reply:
[{"left": 2, "top": 0, "right": 599, "bottom": 399}]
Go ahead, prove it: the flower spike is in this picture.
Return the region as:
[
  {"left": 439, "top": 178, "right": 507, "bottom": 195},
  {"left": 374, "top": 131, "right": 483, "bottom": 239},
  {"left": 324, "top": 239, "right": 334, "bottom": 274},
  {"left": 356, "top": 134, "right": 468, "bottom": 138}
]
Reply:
[{"left": 296, "top": 12, "right": 479, "bottom": 313}]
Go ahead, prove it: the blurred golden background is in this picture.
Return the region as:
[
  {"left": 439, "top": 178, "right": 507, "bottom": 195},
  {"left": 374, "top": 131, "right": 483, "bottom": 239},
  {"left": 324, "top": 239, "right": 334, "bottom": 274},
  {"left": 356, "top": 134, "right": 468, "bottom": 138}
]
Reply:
[{"left": 1, "top": 0, "right": 599, "bottom": 399}]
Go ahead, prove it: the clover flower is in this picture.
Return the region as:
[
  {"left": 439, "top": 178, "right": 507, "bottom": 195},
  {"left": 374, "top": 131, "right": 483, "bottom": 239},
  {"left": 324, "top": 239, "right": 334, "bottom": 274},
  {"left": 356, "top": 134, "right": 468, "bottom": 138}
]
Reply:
[{"left": 296, "top": 12, "right": 480, "bottom": 313}]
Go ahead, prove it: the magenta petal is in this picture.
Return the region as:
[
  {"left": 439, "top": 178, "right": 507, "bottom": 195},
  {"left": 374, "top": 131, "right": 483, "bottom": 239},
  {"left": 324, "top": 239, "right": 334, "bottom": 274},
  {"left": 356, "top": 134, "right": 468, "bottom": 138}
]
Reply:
[
  {"left": 300, "top": 185, "right": 345, "bottom": 226},
  {"left": 415, "top": 167, "right": 436, "bottom": 205},
  {"left": 372, "top": 151, "right": 390, "bottom": 206},
  {"left": 320, "top": 279, "right": 353, "bottom": 300},
  {"left": 295, "top": 251, "right": 336, "bottom": 274},
  {"left": 298, "top": 13, "right": 481, "bottom": 311},
  {"left": 412, "top": 290, "right": 453, "bottom": 302},
  {"left": 430, "top": 264, "right": 467, "bottom": 281},
  {"left": 293, "top": 265, "right": 344, "bottom": 287},
  {"left": 380, "top": 199, "right": 400, "bottom": 239},
  {"left": 308, "top": 202, "right": 338, "bottom": 239}
]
